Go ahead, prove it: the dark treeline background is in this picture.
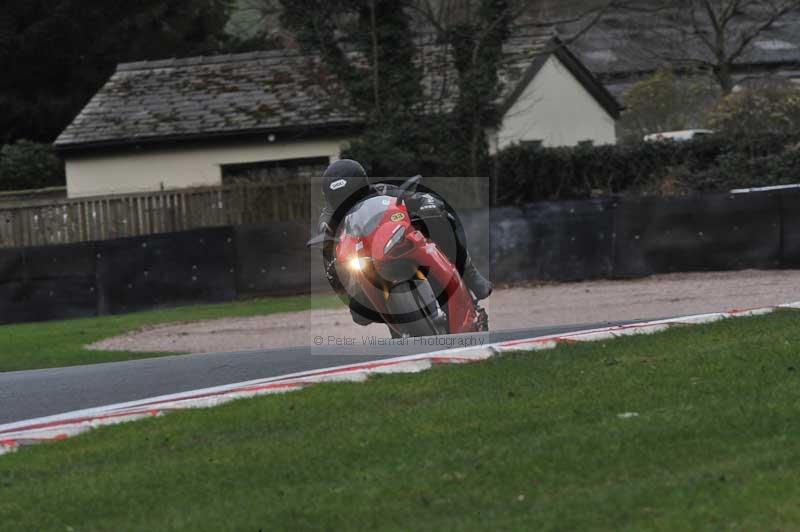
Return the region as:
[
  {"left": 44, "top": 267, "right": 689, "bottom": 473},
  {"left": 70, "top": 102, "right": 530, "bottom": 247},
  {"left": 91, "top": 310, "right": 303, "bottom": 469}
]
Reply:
[
  {"left": 0, "top": 0, "right": 527, "bottom": 190},
  {"left": 0, "top": 0, "right": 236, "bottom": 145},
  {"left": 2, "top": 0, "right": 799, "bottom": 198}
]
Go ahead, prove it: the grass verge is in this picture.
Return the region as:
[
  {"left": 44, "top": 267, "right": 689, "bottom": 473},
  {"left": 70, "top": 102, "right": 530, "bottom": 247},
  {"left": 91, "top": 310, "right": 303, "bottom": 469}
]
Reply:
[
  {"left": 2, "top": 310, "right": 800, "bottom": 530},
  {"left": 0, "top": 295, "right": 341, "bottom": 372}
]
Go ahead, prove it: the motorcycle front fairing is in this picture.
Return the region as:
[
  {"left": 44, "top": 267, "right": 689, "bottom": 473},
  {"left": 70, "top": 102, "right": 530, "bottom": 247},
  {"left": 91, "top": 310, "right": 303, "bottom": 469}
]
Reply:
[
  {"left": 335, "top": 194, "right": 479, "bottom": 335},
  {"left": 335, "top": 196, "right": 408, "bottom": 320},
  {"left": 405, "top": 234, "right": 478, "bottom": 333}
]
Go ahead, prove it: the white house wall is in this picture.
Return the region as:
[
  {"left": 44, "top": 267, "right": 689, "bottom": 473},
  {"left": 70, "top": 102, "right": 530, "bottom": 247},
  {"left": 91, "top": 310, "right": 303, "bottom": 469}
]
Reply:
[
  {"left": 497, "top": 56, "right": 617, "bottom": 150},
  {"left": 65, "top": 138, "right": 349, "bottom": 198}
]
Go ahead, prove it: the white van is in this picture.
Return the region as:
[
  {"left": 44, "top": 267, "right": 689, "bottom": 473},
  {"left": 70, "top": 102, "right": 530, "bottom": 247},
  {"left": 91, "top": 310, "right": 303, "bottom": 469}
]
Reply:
[{"left": 643, "top": 129, "right": 715, "bottom": 142}]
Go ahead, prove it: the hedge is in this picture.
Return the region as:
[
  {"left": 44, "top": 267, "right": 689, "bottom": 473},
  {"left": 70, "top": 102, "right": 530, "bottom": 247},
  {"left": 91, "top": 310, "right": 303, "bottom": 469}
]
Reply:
[
  {"left": 493, "top": 133, "right": 800, "bottom": 205},
  {"left": 0, "top": 141, "right": 65, "bottom": 191}
]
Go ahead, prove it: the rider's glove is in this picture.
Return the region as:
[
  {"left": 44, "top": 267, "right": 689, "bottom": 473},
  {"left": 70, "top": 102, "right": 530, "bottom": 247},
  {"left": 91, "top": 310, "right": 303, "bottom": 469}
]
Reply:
[{"left": 319, "top": 221, "right": 332, "bottom": 235}]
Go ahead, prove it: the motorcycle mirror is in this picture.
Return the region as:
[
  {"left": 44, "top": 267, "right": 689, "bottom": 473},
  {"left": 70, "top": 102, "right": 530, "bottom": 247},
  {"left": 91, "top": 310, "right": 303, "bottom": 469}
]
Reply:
[
  {"left": 306, "top": 233, "right": 338, "bottom": 248},
  {"left": 396, "top": 175, "right": 422, "bottom": 206}
]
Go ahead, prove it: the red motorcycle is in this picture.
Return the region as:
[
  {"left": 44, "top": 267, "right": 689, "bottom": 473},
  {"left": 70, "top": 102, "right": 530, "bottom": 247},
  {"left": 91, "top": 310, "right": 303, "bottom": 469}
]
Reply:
[{"left": 309, "top": 176, "right": 488, "bottom": 338}]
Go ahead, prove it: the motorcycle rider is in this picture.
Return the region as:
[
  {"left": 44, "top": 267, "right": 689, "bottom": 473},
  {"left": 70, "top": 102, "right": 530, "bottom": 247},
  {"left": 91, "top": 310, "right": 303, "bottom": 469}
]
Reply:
[{"left": 318, "top": 159, "right": 493, "bottom": 326}]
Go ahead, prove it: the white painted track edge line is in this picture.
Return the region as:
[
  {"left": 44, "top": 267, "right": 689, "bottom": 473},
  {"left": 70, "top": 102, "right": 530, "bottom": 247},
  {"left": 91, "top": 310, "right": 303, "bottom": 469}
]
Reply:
[{"left": 2, "top": 301, "right": 798, "bottom": 452}]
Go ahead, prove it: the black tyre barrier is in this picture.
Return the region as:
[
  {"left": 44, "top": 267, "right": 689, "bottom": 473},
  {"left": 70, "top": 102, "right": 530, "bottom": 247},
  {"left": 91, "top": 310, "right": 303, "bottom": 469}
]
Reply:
[
  {"left": 235, "top": 222, "right": 327, "bottom": 297},
  {"left": 0, "top": 243, "right": 97, "bottom": 325},
  {"left": 0, "top": 189, "right": 797, "bottom": 325},
  {"left": 780, "top": 190, "right": 800, "bottom": 268},
  {"left": 613, "top": 192, "right": 781, "bottom": 278},
  {"left": 95, "top": 227, "right": 237, "bottom": 315}
]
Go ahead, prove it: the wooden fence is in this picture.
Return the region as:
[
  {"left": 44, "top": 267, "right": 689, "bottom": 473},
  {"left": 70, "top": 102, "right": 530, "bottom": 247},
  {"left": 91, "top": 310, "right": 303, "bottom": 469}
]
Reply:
[
  {"left": 0, "top": 182, "right": 312, "bottom": 249},
  {"left": 0, "top": 177, "right": 488, "bottom": 249}
]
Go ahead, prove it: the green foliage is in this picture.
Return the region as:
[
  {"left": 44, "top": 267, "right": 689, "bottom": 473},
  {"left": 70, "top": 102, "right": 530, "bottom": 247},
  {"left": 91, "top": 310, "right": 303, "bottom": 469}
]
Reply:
[
  {"left": 619, "top": 68, "right": 719, "bottom": 142},
  {"left": 0, "top": 0, "right": 235, "bottom": 144},
  {"left": 343, "top": 117, "right": 454, "bottom": 177},
  {"left": 691, "top": 146, "right": 800, "bottom": 192},
  {"left": 446, "top": 0, "right": 512, "bottom": 176},
  {"left": 279, "top": 0, "right": 421, "bottom": 118},
  {"left": 4, "top": 310, "right": 800, "bottom": 530},
  {"left": 224, "top": 0, "right": 281, "bottom": 43},
  {"left": 279, "top": 0, "right": 510, "bottom": 177},
  {"left": 0, "top": 141, "right": 65, "bottom": 190},
  {"left": 0, "top": 294, "right": 341, "bottom": 372},
  {"left": 280, "top": 0, "right": 433, "bottom": 176},
  {"left": 494, "top": 133, "right": 800, "bottom": 204},
  {"left": 708, "top": 85, "right": 800, "bottom": 137}
]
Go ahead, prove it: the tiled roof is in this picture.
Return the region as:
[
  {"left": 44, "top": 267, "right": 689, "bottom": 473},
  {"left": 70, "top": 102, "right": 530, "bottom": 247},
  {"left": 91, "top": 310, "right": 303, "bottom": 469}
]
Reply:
[
  {"left": 56, "top": 32, "right": 608, "bottom": 149},
  {"left": 55, "top": 50, "right": 357, "bottom": 149}
]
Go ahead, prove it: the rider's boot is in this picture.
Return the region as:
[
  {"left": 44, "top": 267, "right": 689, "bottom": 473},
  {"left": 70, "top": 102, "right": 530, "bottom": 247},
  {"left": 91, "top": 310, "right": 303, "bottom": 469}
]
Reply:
[{"left": 462, "top": 256, "right": 493, "bottom": 300}]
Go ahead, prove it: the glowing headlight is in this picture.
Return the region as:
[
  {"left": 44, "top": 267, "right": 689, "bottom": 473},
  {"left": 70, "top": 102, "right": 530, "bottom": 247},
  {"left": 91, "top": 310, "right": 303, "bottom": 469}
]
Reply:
[{"left": 347, "top": 257, "right": 366, "bottom": 271}]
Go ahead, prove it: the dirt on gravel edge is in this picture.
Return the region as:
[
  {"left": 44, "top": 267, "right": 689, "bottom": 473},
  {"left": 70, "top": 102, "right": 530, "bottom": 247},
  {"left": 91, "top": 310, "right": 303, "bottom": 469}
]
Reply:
[{"left": 88, "top": 269, "right": 800, "bottom": 354}]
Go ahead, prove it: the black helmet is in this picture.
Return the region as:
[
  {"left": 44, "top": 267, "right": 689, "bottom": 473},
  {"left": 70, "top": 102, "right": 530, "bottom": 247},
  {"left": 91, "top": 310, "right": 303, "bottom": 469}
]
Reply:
[{"left": 321, "top": 159, "right": 370, "bottom": 209}]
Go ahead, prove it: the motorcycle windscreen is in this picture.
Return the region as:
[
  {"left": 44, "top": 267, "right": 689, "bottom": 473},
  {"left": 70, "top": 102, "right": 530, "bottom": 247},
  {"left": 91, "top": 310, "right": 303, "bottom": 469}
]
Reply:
[{"left": 341, "top": 196, "right": 396, "bottom": 237}]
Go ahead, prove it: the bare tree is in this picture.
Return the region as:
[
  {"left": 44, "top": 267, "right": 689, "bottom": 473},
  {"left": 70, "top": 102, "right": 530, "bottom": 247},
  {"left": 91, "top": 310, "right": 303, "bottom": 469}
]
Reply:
[
  {"left": 618, "top": 67, "right": 720, "bottom": 140},
  {"left": 249, "top": 0, "right": 641, "bottom": 177},
  {"left": 619, "top": 0, "right": 800, "bottom": 94},
  {"left": 410, "top": 0, "right": 637, "bottom": 176}
]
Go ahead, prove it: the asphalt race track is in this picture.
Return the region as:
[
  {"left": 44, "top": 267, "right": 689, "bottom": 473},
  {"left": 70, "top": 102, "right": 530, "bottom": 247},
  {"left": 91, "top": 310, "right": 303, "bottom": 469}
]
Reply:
[{"left": 0, "top": 321, "right": 648, "bottom": 426}]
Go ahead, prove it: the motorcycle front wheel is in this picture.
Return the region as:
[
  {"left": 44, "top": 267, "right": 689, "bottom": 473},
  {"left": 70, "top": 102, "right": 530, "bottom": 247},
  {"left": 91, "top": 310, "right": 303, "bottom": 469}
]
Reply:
[{"left": 384, "top": 279, "right": 447, "bottom": 337}]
